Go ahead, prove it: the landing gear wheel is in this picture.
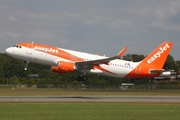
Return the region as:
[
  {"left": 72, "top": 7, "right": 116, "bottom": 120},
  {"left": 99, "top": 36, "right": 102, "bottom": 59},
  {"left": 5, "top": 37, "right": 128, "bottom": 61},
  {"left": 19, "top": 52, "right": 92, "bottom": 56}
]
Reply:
[{"left": 76, "top": 76, "right": 88, "bottom": 81}]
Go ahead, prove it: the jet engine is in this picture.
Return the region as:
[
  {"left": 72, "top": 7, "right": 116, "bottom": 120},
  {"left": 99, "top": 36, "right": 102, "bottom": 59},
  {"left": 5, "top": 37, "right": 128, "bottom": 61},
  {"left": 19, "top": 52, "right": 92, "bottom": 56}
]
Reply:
[
  {"left": 51, "top": 61, "right": 75, "bottom": 73},
  {"left": 161, "top": 71, "right": 176, "bottom": 76}
]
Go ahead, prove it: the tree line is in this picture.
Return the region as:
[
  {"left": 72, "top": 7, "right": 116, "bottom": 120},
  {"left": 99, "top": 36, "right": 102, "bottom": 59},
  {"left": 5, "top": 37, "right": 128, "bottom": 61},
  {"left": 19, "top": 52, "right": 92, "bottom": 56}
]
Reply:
[{"left": 0, "top": 52, "right": 180, "bottom": 87}]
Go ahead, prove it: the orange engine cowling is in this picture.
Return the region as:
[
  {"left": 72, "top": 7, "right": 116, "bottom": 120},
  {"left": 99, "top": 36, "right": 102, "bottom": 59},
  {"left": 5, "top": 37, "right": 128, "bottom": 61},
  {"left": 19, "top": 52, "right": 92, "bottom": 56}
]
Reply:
[{"left": 51, "top": 61, "right": 75, "bottom": 73}]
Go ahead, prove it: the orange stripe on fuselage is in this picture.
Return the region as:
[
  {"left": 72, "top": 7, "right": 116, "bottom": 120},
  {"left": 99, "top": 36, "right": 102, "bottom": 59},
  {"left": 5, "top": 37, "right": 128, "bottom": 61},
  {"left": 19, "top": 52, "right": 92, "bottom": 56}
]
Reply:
[
  {"left": 94, "top": 65, "right": 116, "bottom": 75},
  {"left": 17, "top": 42, "right": 84, "bottom": 62}
]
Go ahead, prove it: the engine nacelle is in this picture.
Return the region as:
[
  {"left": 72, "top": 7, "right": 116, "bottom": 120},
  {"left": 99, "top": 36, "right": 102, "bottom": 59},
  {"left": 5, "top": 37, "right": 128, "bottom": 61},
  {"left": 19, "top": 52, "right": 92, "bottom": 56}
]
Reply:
[
  {"left": 51, "top": 61, "right": 75, "bottom": 73},
  {"left": 161, "top": 71, "right": 176, "bottom": 76}
]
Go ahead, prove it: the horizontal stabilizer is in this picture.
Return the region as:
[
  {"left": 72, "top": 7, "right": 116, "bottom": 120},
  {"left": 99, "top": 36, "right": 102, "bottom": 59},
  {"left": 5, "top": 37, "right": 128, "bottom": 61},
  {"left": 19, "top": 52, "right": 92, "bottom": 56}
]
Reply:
[{"left": 149, "top": 69, "right": 166, "bottom": 74}]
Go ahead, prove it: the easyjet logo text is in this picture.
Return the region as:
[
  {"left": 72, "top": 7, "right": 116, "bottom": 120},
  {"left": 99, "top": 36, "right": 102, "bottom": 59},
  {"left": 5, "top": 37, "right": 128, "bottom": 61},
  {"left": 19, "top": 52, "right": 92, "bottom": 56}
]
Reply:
[
  {"left": 147, "top": 43, "right": 170, "bottom": 64},
  {"left": 34, "top": 46, "right": 58, "bottom": 53}
]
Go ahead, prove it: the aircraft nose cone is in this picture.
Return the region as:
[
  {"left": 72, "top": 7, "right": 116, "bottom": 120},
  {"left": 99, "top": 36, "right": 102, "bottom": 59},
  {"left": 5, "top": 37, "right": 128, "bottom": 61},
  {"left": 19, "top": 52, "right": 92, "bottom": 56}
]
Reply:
[{"left": 5, "top": 47, "right": 13, "bottom": 55}]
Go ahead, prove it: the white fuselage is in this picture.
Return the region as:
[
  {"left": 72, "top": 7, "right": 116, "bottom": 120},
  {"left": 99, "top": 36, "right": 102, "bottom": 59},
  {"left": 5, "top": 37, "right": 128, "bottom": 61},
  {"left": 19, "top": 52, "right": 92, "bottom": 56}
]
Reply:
[{"left": 6, "top": 45, "right": 140, "bottom": 78}]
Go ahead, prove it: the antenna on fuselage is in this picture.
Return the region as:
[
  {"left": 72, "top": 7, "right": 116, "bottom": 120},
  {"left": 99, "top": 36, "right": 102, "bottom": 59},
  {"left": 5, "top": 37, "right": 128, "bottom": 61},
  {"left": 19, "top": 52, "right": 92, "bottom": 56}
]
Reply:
[{"left": 31, "top": 41, "right": 34, "bottom": 44}]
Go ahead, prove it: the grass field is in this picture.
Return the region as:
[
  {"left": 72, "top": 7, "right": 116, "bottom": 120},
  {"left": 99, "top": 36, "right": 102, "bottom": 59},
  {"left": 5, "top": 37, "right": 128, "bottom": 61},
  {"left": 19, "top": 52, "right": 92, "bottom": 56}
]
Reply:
[
  {"left": 0, "top": 103, "right": 180, "bottom": 120},
  {"left": 1, "top": 88, "right": 180, "bottom": 120}
]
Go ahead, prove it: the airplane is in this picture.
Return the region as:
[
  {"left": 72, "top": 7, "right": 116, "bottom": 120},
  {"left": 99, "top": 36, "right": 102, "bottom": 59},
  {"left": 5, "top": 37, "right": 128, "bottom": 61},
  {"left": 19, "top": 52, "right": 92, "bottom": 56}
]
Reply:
[{"left": 5, "top": 41, "right": 173, "bottom": 81}]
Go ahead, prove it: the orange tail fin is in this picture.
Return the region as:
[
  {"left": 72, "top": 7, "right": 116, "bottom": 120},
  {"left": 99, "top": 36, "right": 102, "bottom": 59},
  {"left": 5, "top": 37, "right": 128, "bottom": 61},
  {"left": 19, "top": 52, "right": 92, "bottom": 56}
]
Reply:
[{"left": 141, "top": 41, "right": 173, "bottom": 69}]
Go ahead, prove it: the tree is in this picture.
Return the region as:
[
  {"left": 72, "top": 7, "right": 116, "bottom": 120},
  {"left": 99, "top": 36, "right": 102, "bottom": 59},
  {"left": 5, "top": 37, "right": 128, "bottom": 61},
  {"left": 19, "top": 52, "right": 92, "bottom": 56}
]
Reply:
[
  {"left": 175, "top": 60, "right": 180, "bottom": 71},
  {"left": 123, "top": 54, "right": 145, "bottom": 62},
  {"left": 163, "top": 55, "right": 179, "bottom": 72},
  {"left": 72, "top": 80, "right": 81, "bottom": 88},
  {"left": 123, "top": 53, "right": 133, "bottom": 61},
  {"left": 10, "top": 75, "right": 20, "bottom": 85},
  {"left": 131, "top": 54, "right": 145, "bottom": 62}
]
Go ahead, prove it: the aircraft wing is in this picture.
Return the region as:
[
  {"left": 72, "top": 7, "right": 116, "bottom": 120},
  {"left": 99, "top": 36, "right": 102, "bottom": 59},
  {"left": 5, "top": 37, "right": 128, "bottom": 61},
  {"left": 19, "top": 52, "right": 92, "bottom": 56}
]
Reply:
[{"left": 75, "top": 46, "right": 127, "bottom": 69}]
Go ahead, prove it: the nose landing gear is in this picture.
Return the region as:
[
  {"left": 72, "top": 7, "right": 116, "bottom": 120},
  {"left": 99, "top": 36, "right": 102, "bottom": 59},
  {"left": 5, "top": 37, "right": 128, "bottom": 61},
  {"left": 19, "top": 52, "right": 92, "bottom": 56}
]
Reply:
[{"left": 24, "top": 61, "right": 29, "bottom": 71}]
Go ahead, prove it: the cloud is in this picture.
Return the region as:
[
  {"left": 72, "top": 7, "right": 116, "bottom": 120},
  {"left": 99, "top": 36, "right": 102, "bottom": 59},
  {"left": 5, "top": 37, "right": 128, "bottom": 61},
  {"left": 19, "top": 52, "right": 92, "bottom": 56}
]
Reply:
[
  {"left": 83, "top": 20, "right": 97, "bottom": 26},
  {"left": 1, "top": 0, "right": 180, "bottom": 60},
  {"left": 25, "top": 29, "right": 55, "bottom": 39},
  {"left": 169, "top": 1, "right": 180, "bottom": 15},
  {"left": 8, "top": 16, "right": 18, "bottom": 22},
  {"left": 0, "top": 32, "right": 21, "bottom": 40},
  {"left": 6, "top": 32, "right": 21, "bottom": 38}
]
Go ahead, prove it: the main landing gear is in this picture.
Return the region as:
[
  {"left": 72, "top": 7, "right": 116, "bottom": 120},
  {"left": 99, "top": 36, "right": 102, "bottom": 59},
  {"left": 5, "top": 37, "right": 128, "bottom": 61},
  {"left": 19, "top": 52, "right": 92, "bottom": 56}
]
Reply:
[{"left": 76, "top": 75, "right": 88, "bottom": 82}]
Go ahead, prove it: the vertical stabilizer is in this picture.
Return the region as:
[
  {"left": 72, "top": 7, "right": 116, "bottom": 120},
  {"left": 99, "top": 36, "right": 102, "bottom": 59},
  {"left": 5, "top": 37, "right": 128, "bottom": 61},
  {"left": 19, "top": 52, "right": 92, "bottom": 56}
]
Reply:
[
  {"left": 124, "top": 41, "right": 173, "bottom": 78},
  {"left": 141, "top": 41, "right": 173, "bottom": 69}
]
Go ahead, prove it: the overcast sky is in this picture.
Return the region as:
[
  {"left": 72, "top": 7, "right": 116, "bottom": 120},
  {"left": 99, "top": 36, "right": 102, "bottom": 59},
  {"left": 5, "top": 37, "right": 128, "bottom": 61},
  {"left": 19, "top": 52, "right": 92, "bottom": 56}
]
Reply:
[{"left": 1, "top": 0, "right": 180, "bottom": 60}]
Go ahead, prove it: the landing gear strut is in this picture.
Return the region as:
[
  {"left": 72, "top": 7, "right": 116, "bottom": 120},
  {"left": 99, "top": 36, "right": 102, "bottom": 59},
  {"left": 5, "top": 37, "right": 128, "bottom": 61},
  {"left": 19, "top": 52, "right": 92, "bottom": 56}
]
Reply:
[{"left": 24, "top": 61, "right": 29, "bottom": 71}]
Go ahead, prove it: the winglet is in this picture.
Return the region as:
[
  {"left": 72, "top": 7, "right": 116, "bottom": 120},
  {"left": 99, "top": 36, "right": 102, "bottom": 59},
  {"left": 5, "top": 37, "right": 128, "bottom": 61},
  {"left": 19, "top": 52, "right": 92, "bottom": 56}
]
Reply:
[{"left": 117, "top": 46, "right": 128, "bottom": 57}]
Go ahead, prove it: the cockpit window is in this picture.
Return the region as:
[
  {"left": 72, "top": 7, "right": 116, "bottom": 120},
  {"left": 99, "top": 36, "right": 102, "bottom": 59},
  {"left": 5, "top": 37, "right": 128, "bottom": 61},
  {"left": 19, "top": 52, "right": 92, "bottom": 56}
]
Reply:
[{"left": 13, "top": 45, "right": 22, "bottom": 48}]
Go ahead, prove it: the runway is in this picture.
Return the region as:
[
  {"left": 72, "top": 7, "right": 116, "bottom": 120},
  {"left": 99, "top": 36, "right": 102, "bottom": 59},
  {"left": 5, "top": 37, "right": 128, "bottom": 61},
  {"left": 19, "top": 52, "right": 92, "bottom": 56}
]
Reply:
[{"left": 0, "top": 96, "right": 180, "bottom": 103}]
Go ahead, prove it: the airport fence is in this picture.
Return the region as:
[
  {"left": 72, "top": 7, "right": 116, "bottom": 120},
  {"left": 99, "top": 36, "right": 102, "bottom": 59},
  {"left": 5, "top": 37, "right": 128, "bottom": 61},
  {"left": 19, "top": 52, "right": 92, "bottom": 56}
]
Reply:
[{"left": 1, "top": 84, "right": 180, "bottom": 90}]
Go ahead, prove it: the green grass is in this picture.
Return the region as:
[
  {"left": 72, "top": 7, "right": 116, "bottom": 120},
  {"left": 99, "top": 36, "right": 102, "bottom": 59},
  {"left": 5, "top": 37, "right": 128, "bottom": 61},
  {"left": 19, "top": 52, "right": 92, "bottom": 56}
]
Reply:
[
  {"left": 0, "top": 103, "right": 180, "bottom": 120},
  {"left": 1, "top": 88, "right": 180, "bottom": 120}
]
